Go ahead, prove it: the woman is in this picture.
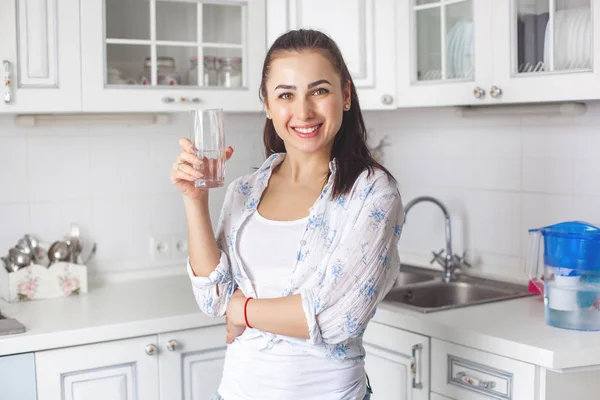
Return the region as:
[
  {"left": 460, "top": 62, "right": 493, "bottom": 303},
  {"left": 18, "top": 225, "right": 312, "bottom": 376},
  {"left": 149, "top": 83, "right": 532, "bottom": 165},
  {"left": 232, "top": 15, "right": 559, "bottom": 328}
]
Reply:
[{"left": 170, "top": 29, "right": 403, "bottom": 400}]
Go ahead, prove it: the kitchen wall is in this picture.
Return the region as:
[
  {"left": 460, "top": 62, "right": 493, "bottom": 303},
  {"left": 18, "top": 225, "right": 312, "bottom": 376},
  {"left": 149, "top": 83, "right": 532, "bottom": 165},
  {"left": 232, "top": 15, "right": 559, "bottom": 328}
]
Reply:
[
  {"left": 1, "top": 102, "right": 599, "bottom": 282},
  {"left": 0, "top": 112, "right": 266, "bottom": 276},
  {"left": 364, "top": 101, "right": 600, "bottom": 282}
]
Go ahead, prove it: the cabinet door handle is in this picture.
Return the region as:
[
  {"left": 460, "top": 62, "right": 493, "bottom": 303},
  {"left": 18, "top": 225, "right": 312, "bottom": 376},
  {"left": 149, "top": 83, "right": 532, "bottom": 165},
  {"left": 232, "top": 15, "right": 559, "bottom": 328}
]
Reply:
[
  {"left": 490, "top": 86, "right": 503, "bottom": 98},
  {"left": 162, "top": 97, "right": 201, "bottom": 104},
  {"left": 145, "top": 344, "right": 157, "bottom": 355},
  {"left": 456, "top": 371, "right": 496, "bottom": 389},
  {"left": 381, "top": 94, "right": 394, "bottom": 105},
  {"left": 166, "top": 339, "right": 178, "bottom": 351},
  {"left": 473, "top": 86, "right": 486, "bottom": 99},
  {"left": 3, "top": 60, "right": 12, "bottom": 104},
  {"left": 411, "top": 343, "right": 423, "bottom": 389}
]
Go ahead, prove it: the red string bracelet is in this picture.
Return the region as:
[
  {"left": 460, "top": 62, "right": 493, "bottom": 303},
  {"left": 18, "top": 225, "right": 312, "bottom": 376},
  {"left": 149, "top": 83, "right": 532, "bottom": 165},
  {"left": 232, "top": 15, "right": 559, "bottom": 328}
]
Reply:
[{"left": 244, "top": 297, "right": 254, "bottom": 328}]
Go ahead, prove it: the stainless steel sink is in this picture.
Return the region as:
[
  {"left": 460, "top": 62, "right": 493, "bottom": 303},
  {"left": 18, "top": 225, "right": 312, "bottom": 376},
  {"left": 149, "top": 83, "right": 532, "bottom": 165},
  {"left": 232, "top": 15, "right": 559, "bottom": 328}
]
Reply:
[{"left": 385, "top": 265, "right": 533, "bottom": 313}]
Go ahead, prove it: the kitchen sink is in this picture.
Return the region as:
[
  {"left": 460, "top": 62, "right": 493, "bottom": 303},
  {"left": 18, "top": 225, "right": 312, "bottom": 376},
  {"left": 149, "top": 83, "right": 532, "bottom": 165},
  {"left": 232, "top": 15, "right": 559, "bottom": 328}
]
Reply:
[{"left": 385, "top": 265, "right": 533, "bottom": 313}]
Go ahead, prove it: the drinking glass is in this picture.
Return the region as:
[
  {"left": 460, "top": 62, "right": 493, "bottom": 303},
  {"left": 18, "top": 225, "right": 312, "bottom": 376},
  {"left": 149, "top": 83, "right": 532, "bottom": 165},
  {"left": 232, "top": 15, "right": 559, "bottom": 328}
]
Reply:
[{"left": 190, "top": 108, "right": 225, "bottom": 188}]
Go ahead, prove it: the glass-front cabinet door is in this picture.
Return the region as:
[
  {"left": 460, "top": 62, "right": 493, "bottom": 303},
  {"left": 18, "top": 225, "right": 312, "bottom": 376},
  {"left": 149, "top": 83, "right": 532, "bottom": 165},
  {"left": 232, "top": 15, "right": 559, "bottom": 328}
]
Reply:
[
  {"left": 491, "top": 0, "right": 600, "bottom": 103},
  {"left": 396, "top": 0, "right": 493, "bottom": 107},
  {"left": 81, "top": 0, "right": 266, "bottom": 112}
]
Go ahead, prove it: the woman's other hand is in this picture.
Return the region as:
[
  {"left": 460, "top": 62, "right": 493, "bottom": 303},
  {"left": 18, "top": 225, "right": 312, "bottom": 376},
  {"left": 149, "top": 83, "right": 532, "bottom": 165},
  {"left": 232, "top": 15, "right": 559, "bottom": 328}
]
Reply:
[
  {"left": 225, "top": 288, "right": 247, "bottom": 344},
  {"left": 170, "top": 138, "right": 234, "bottom": 200}
]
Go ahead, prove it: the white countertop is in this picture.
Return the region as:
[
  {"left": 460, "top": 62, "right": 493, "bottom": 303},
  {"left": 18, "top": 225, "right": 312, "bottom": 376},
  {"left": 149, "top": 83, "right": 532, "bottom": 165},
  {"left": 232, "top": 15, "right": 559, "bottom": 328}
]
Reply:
[
  {"left": 2, "top": 273, "right": 600, "bottom": 371},
  {"left": 373, "top": 296, "right": 600, "bottom": 371},
  {"left": 0, "top": 274, "right": 223, "bottom": 356}
]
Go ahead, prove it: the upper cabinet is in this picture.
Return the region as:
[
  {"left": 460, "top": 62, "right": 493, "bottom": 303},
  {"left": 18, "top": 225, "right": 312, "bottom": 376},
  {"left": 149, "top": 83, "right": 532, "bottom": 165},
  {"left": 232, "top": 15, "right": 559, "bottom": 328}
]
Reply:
[
  {"left": 266, "top": 0, "right": 398, "bottom": 110},
  {"left": 80, "top": 0, "right": 266, "bottom": 112},
  {"left": 0, "top": 0, "right": 82, "bottom": 113},
  {"left": 396, "top": 0, "right": 493, "bottom": 107},
  {"left": 491, "top": 0, "right": 600, "bottom": 104},
  {"left": 397, "top": 0, "right": 600, "bottom": 107}
]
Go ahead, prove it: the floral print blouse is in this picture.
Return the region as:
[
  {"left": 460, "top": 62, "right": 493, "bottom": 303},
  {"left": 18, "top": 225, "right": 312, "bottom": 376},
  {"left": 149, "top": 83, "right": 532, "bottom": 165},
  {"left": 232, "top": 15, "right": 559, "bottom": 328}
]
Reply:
[{"left": 187, "top": 153, "right": 404, "bottom": 363}]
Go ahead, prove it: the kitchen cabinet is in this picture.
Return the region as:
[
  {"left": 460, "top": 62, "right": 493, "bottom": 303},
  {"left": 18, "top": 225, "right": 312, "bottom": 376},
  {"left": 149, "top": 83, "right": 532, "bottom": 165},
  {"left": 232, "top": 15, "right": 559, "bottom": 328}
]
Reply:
[
  {"left": 0, "top": 0, "right": 82, "bottom": 113},
  {"left": 266, "top": 0, "right": 398, "bottom": 110},
  {"left": 80, "top": 0, "right": 266, "bottom": 112},
  {"left": 397, "top": 0, "right": 600, "bottom": 107},
  {"left": 431, "top": 394, "right": 455, "bottom": 400},
  {"left": 363, "top": 321, "right": 430, "bottom": 400},
  {"left": 0, "top": 353, "right": 37, "bottom": 400},
  {"left": 431, "top": 338, "right": 537, "bottom": 400},
  {"left": 35, "top": 325, "right": 226, "bottom": 400}
]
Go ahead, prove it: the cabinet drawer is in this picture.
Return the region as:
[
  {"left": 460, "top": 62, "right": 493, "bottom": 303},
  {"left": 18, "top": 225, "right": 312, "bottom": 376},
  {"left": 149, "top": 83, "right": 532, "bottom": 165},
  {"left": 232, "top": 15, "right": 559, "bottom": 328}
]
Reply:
[{"left": 431, "top": 339, "right": 537, "bottom": 400}]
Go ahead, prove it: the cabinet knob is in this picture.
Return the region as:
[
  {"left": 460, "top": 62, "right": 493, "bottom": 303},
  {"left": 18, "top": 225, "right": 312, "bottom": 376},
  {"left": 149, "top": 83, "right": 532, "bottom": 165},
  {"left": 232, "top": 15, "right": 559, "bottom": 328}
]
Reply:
[
  {"left": 166, "top": 339, "right": 178, "bottom": 352},
  {"left": 145, "top": 344, "right": 157, "bottom": 355},
  {"left": 473, "top": 86, "right": 486, "bottom": 99},
  {"left": 3, "top": 60, "right": 12, "bottom": 104},
  {"left": 490, "top": 85, "right": 503, "bottom": 98},
  {"left": 380, "top": 94, "right": 394, "bottom": 105}
]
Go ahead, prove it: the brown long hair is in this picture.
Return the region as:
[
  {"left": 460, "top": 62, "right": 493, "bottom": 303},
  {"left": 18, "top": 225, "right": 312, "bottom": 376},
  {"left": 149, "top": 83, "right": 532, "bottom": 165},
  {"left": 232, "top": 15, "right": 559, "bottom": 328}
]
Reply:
[{"left": 259, "top": 29, "right": 395, "bottom": 199}]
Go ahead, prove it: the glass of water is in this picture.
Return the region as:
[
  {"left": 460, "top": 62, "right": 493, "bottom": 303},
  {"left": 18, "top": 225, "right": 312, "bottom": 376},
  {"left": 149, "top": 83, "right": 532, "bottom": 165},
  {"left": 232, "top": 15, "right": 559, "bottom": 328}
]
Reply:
[{"left": 190, "top": 108, "right": 225, "bottom": 188}]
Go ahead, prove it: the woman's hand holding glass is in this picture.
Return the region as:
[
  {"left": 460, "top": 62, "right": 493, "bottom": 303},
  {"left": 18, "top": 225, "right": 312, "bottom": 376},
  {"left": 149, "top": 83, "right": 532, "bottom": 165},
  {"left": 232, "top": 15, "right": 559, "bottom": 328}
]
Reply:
[{"left": 170, "top": 138, "right": 234, "bottom": 200}]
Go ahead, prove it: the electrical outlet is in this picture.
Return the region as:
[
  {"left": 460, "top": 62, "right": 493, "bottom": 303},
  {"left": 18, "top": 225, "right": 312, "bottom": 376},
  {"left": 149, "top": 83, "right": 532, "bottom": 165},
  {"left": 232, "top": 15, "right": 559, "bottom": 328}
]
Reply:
[
  {"left": 171, "top": 235, "right": 189, "bottom": 258},
  {"left": 150, "top": 236, "right": 172, "bottom": 260}
]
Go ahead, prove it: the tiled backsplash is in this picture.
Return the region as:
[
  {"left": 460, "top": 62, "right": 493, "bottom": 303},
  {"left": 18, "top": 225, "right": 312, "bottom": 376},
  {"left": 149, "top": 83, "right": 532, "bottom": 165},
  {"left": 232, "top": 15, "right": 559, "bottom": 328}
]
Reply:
[
  {"left": 1, "top": 102, "right": 599, "bottom": 282},
  {"left": 0, "top": 112, "right": 266, "bottom": 275},
  {"left": 364, "top": 101, "right": 600, "bottom": 282}
]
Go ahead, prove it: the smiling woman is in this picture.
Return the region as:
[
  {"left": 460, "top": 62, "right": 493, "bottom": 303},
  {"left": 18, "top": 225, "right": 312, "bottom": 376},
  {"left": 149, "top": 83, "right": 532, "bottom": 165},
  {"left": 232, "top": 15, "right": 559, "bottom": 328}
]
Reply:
[
  {"left": 260, "top": 29, "right": 394, "bottom": 199},
  {"left": 172, "top": 29, "right": 404, "bottom": 400}
]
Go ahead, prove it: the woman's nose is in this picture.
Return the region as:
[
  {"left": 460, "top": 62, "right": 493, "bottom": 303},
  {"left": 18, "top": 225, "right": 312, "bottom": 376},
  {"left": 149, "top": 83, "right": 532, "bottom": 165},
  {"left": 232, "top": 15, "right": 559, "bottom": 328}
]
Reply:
[{"left": 295, "top": 98, "right": 314, "bottom": 120}]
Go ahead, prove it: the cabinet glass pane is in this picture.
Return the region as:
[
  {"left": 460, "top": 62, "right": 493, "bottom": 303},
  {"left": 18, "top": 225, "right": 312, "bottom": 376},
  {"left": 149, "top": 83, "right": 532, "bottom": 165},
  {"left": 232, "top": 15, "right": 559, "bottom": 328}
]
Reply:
[
  {"left": 416, "top": 7, "right": 441, "bottom": 81},
  {"left": 446, "top": 1, "right": 473, "bottom": 80},
  {"left": 203, "top": 4, "right": 242, "bottom": 44},
  {"left": 105, "top": 0, "right": 150, "bottom": 40},
  {"left": 417, "top": 0, "right": 438, "bottom": 4},
  {"left": 106, "top": 44, "right": 150, "bottom": 85},
  {"left": 205, "top": 49, "right": 243, "bottom": 88},
  {"left": 156, "top": 1, "right": 197, "bottom": 42},
  {"left": 515, "top": 0, "right": 591, "bottom": 74}
]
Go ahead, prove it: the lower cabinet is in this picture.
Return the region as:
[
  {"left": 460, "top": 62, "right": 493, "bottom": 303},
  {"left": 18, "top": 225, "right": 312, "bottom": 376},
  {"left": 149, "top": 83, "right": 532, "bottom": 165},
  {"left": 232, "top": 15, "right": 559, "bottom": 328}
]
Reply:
[
  {"left": 363, "top": 322, "right": 430, "bottom": 400},
  {"left": 0, "top": 353, "right": 38, "bottom": 400},
  {"left": 430, "top": 393, "right": 455, "bottom": 400},
  {"left": 35, "top": 325, "right": 226, "bottom": 400}
]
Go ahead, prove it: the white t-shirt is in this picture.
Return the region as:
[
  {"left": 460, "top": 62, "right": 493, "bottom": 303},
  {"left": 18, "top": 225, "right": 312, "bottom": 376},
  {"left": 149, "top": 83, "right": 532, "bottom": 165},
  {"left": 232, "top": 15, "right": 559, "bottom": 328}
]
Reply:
[{"left": 218, "top": 211, "right": 366, "bottom": 400}]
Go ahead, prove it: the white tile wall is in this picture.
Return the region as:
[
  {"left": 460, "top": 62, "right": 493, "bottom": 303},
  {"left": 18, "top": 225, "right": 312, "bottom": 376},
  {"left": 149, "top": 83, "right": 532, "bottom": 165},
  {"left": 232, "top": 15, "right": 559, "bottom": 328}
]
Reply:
[
  {"left": 0, "top": 112, "right": 265, "bottom": 274},
  {"left": 1, "top": 101, "right": 599, "bottom": 282},
  {"left": 364, "top": 100, "right": 600, "bottom": 282}
]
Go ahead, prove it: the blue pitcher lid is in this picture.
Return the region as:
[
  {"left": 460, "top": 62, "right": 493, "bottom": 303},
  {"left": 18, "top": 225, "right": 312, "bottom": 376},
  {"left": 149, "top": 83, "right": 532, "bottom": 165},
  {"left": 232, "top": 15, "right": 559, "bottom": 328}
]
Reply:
[
  {"left": 529, "top": 221, "right": 600, "bottom": 239},
  {"left": 529, "top": 221, "right": 600, "bottom": 270}
]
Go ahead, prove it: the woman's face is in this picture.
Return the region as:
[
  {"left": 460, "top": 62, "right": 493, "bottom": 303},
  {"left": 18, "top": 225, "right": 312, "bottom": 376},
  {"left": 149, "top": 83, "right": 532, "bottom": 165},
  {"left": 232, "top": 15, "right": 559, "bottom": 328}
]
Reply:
[{"left": 265, "top": 51, "right": 351, "bottom": 157}]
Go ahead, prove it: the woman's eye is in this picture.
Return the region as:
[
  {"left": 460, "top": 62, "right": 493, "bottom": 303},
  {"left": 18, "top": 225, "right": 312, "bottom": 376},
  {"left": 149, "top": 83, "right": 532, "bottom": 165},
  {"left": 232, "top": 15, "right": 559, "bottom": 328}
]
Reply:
[
  {"left": 278, "top": 92, "right": 293, "bottom": 100},
  {"left": 313, "top": 88, "right": 329, "bottom": 96}
]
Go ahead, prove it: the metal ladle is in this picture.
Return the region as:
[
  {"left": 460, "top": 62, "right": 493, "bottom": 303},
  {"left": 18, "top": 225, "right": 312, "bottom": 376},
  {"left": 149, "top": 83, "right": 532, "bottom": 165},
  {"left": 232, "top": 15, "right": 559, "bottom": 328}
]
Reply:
[{"left": 47, "top": 241, "right": 71, "bottom": 264}]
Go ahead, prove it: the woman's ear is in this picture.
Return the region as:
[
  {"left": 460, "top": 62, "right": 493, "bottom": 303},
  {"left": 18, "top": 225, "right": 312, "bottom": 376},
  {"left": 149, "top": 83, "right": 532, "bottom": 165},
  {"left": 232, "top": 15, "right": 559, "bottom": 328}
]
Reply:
[{"left": 344, "top": 80, "right": 352, "bottom": 110}]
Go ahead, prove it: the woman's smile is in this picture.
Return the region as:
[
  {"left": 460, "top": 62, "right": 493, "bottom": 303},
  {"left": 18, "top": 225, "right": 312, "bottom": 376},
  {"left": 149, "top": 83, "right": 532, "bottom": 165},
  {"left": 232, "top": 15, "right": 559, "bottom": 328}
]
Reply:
[{"left": 291, "top": 123, "right": 323, "bottom": 138}]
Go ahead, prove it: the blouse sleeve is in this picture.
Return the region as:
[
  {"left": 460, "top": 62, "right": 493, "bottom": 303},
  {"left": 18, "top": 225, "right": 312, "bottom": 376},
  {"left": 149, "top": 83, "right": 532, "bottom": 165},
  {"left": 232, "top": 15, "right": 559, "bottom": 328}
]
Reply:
[
  {"left": 300, "top": 175, "right": 404, "bottom": 344},
  {"left": 187, "top": 178, "right": 239, "bottom": 317}
]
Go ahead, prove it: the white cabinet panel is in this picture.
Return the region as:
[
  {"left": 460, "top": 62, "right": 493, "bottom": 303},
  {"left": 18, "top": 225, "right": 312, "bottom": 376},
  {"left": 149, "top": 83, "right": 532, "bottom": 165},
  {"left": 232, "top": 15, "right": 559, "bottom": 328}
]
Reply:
[
  {"left": 0, "top": 353, "right": 37, "bottom": 400},
  {"left": 0, "top": 0, "right": 82, "bottom": 113},
  {"left": 158, "top": 325, "right": 226, "bottom": 400},
  {"left": 267, "top": 0, "right": 397, "bottom": 110},
  {"left": 490, "top": 0, "right": 600, "bottom": 104},
  {"left": 80, "top": 0, "right": 266, "bottom": 112},
  {"left": 363, "top": 322, "right": 429, "bottom": 400},
  {"left": 35, "top": 335, "right": 159, "bottom": 400},
  {"left": 431, "top": 338, "right": 536, "bottom": 400},
  {"left": 396, "top": 0, "right": 494, "bottom": 107}
]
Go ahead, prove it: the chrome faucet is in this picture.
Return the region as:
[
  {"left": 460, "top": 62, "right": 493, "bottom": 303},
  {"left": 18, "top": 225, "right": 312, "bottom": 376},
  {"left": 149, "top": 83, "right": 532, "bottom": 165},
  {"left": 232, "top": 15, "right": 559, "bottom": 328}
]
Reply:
[{"left": 403, "top": 196, "right": 470, "bottom": 282}]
